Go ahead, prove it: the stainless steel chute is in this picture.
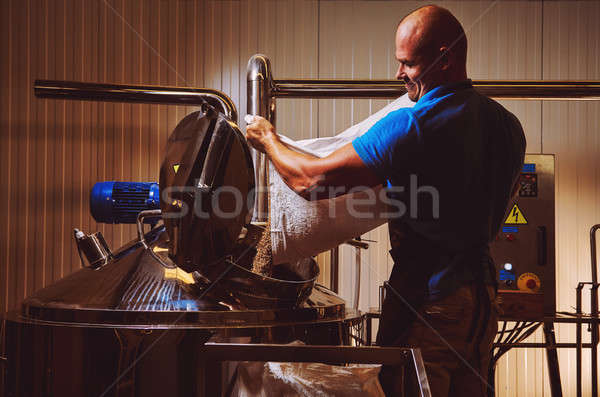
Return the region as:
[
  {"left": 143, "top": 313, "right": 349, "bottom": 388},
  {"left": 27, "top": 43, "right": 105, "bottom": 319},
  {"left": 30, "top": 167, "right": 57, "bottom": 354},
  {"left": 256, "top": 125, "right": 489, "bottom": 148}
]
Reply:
[
  {"left": 155, "top": 101, "right": 321, "bottom": 307},
  {"left": 159, "top": 104, "right": 255, "bottom": 274}
]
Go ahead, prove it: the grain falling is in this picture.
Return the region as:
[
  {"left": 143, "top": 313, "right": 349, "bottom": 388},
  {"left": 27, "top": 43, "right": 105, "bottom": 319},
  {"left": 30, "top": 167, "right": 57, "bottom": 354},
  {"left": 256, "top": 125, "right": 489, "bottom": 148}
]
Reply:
[{"left": 252, "top": 220, "right": 273, "bottom": 277}]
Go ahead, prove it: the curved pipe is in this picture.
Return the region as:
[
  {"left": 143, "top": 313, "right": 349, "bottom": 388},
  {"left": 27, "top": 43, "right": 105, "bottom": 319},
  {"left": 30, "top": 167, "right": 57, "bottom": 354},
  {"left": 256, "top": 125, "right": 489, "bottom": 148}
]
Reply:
[
  {"left": 247, "top": 54, "right": 276, "bottom": 223},
  {"left": 136, "top": 210, "right": 163, "bottom": 250},
  {"left": 34, "top": 80, "right": 238, "bottom": 122},
  {"left": 591, "top": 224, "right": 600, "bottom": 284},
  {"left": 590, "top": 224, "right": 600, "bottom": 397},
  {"left": 274, "top": 79, "right": 600, "bottom": 100}
]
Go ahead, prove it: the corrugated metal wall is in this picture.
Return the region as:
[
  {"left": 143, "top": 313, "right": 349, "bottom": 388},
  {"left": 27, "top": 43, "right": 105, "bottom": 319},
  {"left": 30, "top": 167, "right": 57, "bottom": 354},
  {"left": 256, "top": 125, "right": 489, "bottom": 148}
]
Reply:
[
  {"left": 0, "top": 0, "right": 599, "bottom": 395},
  {"left": 0, "top": 0, "right": 320, "bottom": 311}
]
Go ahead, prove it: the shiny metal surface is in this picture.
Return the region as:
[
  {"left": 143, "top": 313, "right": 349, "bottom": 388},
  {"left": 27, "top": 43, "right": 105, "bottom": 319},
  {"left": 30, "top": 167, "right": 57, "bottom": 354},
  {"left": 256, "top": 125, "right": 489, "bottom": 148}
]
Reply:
[
  {"left": 3, "top": 316, "right": 213, "bottom": 397},
  {"left": 273, "top": 79, "right": 600, "bottom": 100},
  {"left": 34, "top": 79, "right": 239, "bottom": 122},
  {"left": 588, "top": 224, "right": 600, "bottom": 397},
  {"left": 74, "top": 229, "right": 112, "bottom": 269},
  {"left": 354, "top": 247, "right": 361, "bottom": 310},
  {"left": 474, "top": 81, "right": 600, "bottom": 100},
  {"left": 159, "top": 108, "right": 254, "bottom": 274},
  {"left": 21, "top": 227, "right": 343, "bottom": 326},
  {"left": 247, "top": 55, "right": 275, "bottom": 223},
  {"left": 5, "top": 223, "right": 357, "bottom": 397},
  {"left": 3, "top": 308, "right": 362, "bottom": 397},
  {"left": 410, "top": 348, "right": 433, "bottom": 397},
  {"left": 201, "top": 257, "right": 320, "bottom": 310},
  {"left": 136, "top": 209, "right": 173, "bottom": 269},
  {"left": 201, "top": 342, "right": 414, "bottom": 364},
  {"left": 136, "top": 209, "right": 163, "bottom": 250}
]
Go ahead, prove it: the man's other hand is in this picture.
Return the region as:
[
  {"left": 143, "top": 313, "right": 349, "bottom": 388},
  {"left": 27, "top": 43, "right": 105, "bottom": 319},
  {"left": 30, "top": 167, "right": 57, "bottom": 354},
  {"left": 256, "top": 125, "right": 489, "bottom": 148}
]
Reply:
[{"left": 245, "top": 115, "right": 278, "bottom": 153}]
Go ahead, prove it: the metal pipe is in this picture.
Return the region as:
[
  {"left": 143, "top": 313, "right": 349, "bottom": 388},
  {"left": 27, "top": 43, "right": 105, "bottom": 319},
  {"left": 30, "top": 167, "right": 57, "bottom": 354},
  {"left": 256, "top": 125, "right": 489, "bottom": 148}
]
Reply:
[
  {"left": 136, "top": 210, "right": 163, "bottom": 250},
  {"left": 34, "top": 80, "right": 238, "bottom": 122},
  {"left": 354, "top": 246, "right": 361, "bottom": 310},
  {"left": 273, "top": 79, "right": 600, "bottom": 100},
  {"left": 543, "top": 321, "right": 564, "bottom": 397},
  {"left": 330, "top": 247, "right": 339, "bottom": 294},
  {"left": 577, "top": 282, "right": 584, "bottom": 397},
  {"left": 590, "top": 224, "right": 600, "bottom": 397},
  {"left": 274, "top": 80, "right": 407, "bottom": 98},
  {"left": 410, "top": 349, "right": 433, "bottom": 397},
  {"left": 247, "top": 54, "right": 275, "bottom": 223},
  {"left": 493, "top": 343, "right": 595, "bottom": 348},
  {"left": 590, "top": 224, "right": 600, "bottom": 296},
  {"left": 201, "top": 342, "right": 412, "bottom": 365}
]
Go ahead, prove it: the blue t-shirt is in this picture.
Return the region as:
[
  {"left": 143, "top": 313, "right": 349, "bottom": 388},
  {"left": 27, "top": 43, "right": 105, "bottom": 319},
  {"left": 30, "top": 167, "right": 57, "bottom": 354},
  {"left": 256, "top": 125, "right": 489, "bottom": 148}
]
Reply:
[{"left": 352, "top": 80, "right": 526, "bottom": 299}]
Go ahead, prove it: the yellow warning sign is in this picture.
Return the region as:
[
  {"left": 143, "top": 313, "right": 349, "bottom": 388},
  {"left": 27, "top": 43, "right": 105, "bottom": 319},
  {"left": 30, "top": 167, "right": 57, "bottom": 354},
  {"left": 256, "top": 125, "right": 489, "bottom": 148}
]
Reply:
[
  {"left": 173, "top": 164, "right": 180, "bottom": 173},
  {"left": 505, "top": 204, "right": 527, "bottom": 224}
]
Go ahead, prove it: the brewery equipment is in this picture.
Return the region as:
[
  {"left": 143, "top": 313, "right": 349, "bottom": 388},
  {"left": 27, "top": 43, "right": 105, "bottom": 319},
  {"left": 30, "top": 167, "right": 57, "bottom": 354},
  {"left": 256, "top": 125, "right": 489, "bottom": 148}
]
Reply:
[
  {"left": 491, "top": 154, "right": 556, "bottom": 318},
  {"left": 2, "top": 83, "right": 362, "bottom": 397}
]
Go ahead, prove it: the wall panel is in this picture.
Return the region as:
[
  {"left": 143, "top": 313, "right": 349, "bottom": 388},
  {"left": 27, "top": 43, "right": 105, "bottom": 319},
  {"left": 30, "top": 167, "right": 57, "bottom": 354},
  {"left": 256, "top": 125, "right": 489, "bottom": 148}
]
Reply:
[
  {"left": 0, "top": 0, "right": 320, "bottom": 312},
  {"left": 543, "top": 2, "right": 600, "bottom": 395}
]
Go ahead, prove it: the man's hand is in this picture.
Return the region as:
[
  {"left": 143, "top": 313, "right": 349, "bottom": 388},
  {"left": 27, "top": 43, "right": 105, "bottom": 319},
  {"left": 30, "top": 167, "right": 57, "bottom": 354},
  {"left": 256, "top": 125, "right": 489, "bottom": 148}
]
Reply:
[
  {"left": 245, "top": 115, "right": 278, "bottom": 153},
  {"left": 243, "top": 114, "right": 380, "bottom": 200}
]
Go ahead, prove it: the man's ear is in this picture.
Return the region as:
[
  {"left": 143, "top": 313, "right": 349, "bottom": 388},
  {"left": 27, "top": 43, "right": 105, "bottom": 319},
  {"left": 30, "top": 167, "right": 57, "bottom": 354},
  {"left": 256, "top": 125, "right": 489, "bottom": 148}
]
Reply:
[{"left": 438, "top": 46, "right": 451, "bottom": 71}]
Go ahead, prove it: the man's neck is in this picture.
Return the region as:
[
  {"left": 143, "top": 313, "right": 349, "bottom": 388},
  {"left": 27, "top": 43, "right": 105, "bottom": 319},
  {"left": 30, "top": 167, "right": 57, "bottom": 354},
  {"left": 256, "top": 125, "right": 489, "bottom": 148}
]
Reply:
[{"left": 418, "top": 74, "right": 468, "bottom": 100}]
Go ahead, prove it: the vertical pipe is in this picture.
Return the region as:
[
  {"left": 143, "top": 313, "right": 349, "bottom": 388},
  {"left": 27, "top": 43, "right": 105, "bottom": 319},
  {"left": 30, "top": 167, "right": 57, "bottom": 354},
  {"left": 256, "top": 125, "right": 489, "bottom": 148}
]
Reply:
[
  {"left": 576, "top": 283, "right": 583, "bottom": 397},
  {"left": 590, "top": 224, "right": 600, "bottom": 397},
  {"left": 246, "top": 55, "right": 275, "bottom": 223},
  {"left": 330, "top": 247, "right": 339, "bottom": 293},
  {"left": 354, "top": 246, "right": 361, "bottom": 310},
  {"left": 543, "top": 321, "right": 563, "bottom": 397}
]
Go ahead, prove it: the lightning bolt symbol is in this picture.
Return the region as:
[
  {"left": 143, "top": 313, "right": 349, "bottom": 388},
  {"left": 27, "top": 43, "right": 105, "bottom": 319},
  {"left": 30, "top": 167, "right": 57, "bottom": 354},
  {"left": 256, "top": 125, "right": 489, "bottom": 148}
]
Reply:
[{"left": 512, "top": 206, "right": 519, "bottom": 222}]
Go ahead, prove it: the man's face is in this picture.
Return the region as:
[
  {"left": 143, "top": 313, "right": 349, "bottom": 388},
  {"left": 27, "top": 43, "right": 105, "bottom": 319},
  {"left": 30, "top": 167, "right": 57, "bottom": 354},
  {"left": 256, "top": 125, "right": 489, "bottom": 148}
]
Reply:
[{"left": 395, "top": 23, "right": 435, "bottom": 102}]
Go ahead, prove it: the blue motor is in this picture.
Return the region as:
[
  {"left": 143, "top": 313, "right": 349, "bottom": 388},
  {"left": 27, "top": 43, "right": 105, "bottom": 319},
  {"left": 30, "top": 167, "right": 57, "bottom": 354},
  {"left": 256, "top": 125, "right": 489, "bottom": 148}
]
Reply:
[{"left": 91, "top": 181, "right": 160, "bottom": 224}]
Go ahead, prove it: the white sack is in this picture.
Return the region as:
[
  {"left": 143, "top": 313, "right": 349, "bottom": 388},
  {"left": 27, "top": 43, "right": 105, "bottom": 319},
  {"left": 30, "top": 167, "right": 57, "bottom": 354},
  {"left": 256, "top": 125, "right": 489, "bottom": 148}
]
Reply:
[
  {"left": 270, "top": 94, "right": 416, "bottom": 264},
  {"left": 231, "top": 361, "right": 384, "bottom": 397}
]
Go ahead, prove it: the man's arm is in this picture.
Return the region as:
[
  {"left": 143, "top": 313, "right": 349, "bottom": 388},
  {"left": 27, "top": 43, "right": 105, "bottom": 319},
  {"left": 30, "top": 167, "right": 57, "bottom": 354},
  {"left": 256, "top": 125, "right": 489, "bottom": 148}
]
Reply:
[{"left": 245, "top": 116, "right": 381, "bottom": 200}]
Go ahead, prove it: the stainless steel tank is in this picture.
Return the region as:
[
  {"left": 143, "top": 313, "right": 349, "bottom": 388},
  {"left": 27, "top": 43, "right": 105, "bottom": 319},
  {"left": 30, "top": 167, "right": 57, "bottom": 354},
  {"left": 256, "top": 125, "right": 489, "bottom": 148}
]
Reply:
[{"left": 2, "top": 100, "right": 358, "bottom": 397}]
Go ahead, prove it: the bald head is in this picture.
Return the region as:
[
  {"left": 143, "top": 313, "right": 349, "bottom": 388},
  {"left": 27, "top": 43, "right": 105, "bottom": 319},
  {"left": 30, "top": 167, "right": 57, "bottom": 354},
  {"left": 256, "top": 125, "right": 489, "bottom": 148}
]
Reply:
[
  {"left": 395, "top": 5, "right": 468, "bottom": 101},
  {"left": 399, "top": 5, "right": 467, "bottom": 67}
]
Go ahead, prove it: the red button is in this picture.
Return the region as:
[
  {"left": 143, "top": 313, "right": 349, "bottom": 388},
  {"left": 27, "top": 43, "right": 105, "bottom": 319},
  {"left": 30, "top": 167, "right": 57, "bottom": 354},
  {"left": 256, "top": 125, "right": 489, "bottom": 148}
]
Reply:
[
  {"left": 526, "top": 279, "right": 537, "bottom": 289},
  {"left": 506, "top": 234, "right": 516, "bottom": 241}
]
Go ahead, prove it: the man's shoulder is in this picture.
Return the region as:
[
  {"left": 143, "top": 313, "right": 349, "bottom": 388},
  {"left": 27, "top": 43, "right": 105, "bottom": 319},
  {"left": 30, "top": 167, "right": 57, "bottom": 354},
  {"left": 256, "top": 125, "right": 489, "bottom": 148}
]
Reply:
[
  {"left": 479, "top": 94, "right": 524, "bottom": 129},
  {"left": 369, "top": 106, "right": 419, "bottom": 133},
  {"left": 384, "top": 106, "right": 417, "bottom": 120},
  {"left": 409, "top": 87, "right": 477, "bottom": 124},
  {"left": 418, "top": 87, "right": 519, "bottom": 123}
]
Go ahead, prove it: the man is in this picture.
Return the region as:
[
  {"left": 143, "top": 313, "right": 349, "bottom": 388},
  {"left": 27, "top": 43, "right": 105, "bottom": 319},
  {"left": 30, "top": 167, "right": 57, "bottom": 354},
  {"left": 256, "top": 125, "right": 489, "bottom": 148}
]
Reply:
[{"left": 246, "top": 5, "right": 525, "bottom": 397}]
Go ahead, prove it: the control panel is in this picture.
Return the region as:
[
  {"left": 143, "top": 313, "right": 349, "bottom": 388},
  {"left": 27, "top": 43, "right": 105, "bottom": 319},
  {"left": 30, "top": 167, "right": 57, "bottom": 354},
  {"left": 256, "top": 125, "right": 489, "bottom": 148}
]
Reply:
[{"left": 490, "top": 154, "right": 555, "bottom": 318}]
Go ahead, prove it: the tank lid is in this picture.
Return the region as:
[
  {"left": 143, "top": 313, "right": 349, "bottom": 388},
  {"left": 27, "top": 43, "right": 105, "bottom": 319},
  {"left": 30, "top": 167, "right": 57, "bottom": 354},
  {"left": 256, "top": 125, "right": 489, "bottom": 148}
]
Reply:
[
  {"left": 159, "top": 105, "right": 255, "bottom": 275},
  {"left": 20, "top": 229, "right": 346, "bottom": 327}
]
